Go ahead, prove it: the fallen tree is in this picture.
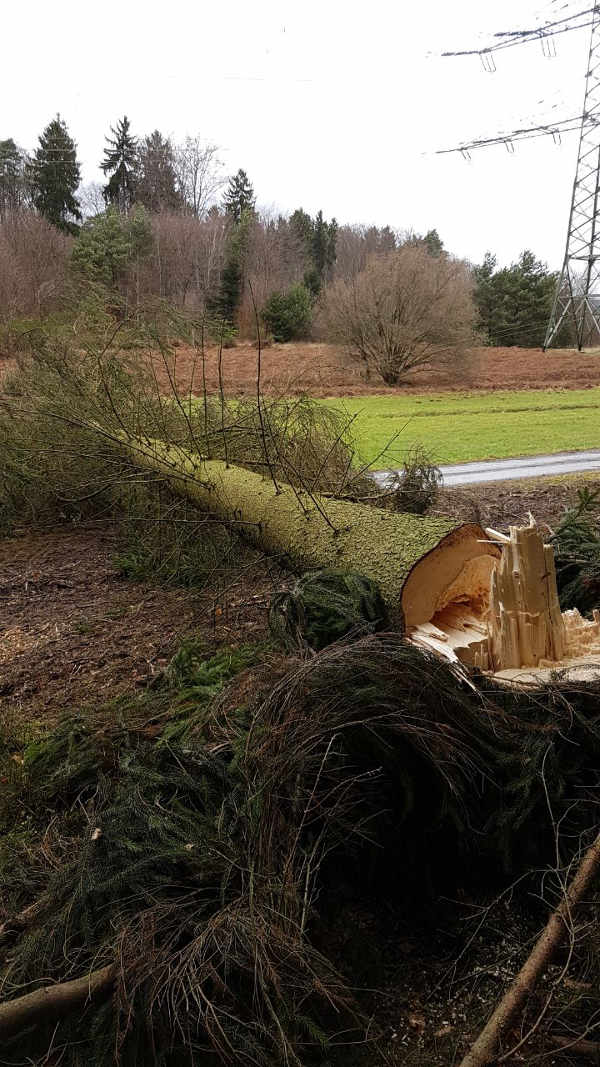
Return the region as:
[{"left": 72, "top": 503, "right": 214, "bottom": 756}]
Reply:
[
  {"left": 122, "top": 439, "right": 600, "bottom": 678},
  {"left": 122, "top": 436, "right": 500, "bottom": 630}
]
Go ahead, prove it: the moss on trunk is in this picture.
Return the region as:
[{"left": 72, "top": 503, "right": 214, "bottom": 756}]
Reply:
[{"left": 123, "top": 438, "right": 485, "bottom": 620}]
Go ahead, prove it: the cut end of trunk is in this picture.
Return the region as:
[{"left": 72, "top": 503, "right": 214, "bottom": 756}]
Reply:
[{"left": 406, "top": 518, "right": 600, "bottom": 684}]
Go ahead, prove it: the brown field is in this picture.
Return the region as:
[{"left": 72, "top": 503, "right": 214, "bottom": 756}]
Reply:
[
  {"left": 148, "top": 341, "right": 600, "bottom": 396},
  {"left": 4, "top": 341, "right": 600, "bottom": 395}
]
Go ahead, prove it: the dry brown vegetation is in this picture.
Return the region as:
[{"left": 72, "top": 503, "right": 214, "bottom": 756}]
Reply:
[
  {"left": 135, "top": 339, "right": 600, "bottom": 396},
  {"left": 320, "top": 245, "right": 476, "bottom": 384}
]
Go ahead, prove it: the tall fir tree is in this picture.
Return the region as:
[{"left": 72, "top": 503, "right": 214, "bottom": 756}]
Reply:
[
  {"left": 310, "top": 210, "right": 337, "bottom": 291},
  {"left": 30, "top": 116, "right": 81, "bottom": 234},
  {"left": 101, "top": 116, "right": 137, "bottom": 213},
  {"left": 288, "top": 206, "right": 337, "bottom": 294},
  {"left": 289, "top": 207, "right": 314, "bottom": 248},
  {"left": 211, "top": 210, "right": 253, "bottom": 327},
  {"left": 472, "top": 252, "right": 497, "bottom": 344},
  {"left": 135, "top": 130, "right": 182, "bottom": 213},
  {"left": 222, "top": 168, "right": 255, "bottom": 224},
  {"left": 290, "top": 208, "right": 337, "bottom": 295}
]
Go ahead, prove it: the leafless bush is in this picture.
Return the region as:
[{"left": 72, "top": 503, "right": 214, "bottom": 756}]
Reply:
[
  {"left": 0, "top": 211, "right": 71, "bottom": 323},
  {"left": 321, "top": 245, "right": 476, "bottom": 384}
]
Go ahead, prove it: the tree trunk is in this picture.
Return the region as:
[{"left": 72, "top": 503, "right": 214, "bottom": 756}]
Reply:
[{"left": 122, "top": 437, "right": 499, "bottom": 628}]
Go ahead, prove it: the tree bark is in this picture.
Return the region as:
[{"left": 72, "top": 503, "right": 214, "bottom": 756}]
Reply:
[
  {"left": 0, "top": 965, "right": 114, "bottom": 1040},
  {"left": 122, "top": 437, "right": 496, "bottom": 625}
]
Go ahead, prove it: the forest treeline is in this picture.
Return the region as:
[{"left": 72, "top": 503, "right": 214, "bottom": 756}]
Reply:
[{"left": 0, "top": 113, "right": 564, "bottom": 351}]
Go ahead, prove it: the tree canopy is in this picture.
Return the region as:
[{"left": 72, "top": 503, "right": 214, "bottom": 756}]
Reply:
[
  {"left": 0, "top": 139, "right": 28, "bottom": 219},
  {"left": 71, "top": 206, "right": 152, "bottom": 289},
  {"left": 222, "top": 169, "right": 255, "bottom": 223},
  {"left": 101, "top": 116, "right": 137, "bottom": 213},
  {"left": 135, "top": 131, "right": 182, "bottom": 213},
  {"left": 473, "top": 249, "right": 562, "bottom": 347},
  {"left": 29, "top": 116, "right": 81, "bottom": 234}
]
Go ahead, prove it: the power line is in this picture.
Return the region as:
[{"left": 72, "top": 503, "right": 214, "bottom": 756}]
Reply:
[
  {"left": 440, "top": 4, "right": 600, "bottom": 349},
  {"left": 436, "top": 114, "right": 583, "bottom": 157},
  {"left": 545, "top": 5, "right": 600, "bottom": 348},
  {"left": 442, "top": 5, "right": 595, "bottom": 66}
]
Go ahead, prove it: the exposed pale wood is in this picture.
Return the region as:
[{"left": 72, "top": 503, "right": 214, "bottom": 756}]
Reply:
[
  {"left": 410, "top": 518, "right": 600, "bottom": 678},
  {"left": 488, "top": 519, "right": 566, "bottom": 671},
  {"left": 484, "top": 527, "right": 510, "bottom": 544}
]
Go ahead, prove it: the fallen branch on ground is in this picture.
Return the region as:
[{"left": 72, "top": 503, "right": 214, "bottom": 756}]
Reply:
[
  {"left": 459, "top": 829, "right": 600, "bottom": 1067},
  {"left": 549, "top": 1034, "right": 600, "bottom": 1058},
  {"left": 0, "top": 965, "right": 114, "bottom": 1041}
]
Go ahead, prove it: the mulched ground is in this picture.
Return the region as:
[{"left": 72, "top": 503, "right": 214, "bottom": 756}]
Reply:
[
  {"left": 0, "top": 524, "right": 278, "bottom": 722},
  {"left": 146, "top": 341, "right": 600, "bottom": 397},
  {"left": 434, "top": 474, "right": 600, "bottom": 532}
]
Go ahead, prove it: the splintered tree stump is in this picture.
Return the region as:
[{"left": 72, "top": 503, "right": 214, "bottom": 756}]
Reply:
[
  {"left": 487, "top": 522, "right": 566, "bottom": 670},
  {"left": 402, "top": 517, "right": 600, "bottom": 679}
]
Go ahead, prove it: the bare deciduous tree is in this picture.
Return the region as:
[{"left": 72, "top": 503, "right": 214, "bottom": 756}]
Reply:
[
  {"left": 0, "top": 211, "right": 71, "bottom": 321},
  {"left": 321, "top": 245, "right": 475, "bottom": 384},
  {"left": 174, "top": 136, "right": 226, "bottom": 219},
  {"left": 78, "top": 182, "right": 106, "bottom": 218},
  {"left": 148, "top": 212, "right": 228, "bottom": 309}
]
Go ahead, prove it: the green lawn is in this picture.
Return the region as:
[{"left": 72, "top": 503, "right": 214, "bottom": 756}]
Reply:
[{"left": 323, "top": 389, "right": 600, "bottom": 467}]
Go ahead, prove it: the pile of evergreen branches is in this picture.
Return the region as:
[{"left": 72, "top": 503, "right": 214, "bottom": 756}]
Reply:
[{"left": 4, "top": 636, "right": 600, "bottom": 1064}]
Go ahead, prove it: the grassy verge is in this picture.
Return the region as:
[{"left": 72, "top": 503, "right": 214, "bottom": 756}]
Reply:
[{"left": 323, "top": 387, "right": 600, "bottom": 466}]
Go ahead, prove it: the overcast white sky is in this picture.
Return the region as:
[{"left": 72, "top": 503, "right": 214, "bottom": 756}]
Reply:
[{"left": 1, "top": 0, "right": 591, "bottom": 267}]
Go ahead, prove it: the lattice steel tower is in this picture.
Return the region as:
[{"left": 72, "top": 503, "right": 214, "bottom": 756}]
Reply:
[{"left": 545, "top": 5, "right": 600, "bottom": 349}]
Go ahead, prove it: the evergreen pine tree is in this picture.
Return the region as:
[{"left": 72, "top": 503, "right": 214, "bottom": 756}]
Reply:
[
  {"left": 472, "top": 252, "right": 497, "bottom": 344},
  {"left": 290, "top": 208, "right": 337, "bottom": 295},
  {"left": 210, "top": 210, "right": 253, "bottom": 327},
  {"left": 289, "top": 207, "right": 314, "bottom": 248},
  {"left": 311, "top": 210, "right": 337, "bottom": 290},
  {"left": 101, "top": 116, "right": 137, "bottom": 213},
  {"left": 135, "top": 130, "right": 182, "bottom": 213},
  {"left": 472, "top": 249, "right": 565, "bottom": 347},
  {"left": 29, "top": 116, "right": 81, "bottom": 234},
  {"left": 422, "top": 228, "right": 445, "bottom": 257},
  {"left": 222, "top": 169, "right": 255, "bottom": 223}
]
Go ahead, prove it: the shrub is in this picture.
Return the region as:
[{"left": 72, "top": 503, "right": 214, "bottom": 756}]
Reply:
[
  {"left": 385, "top": 446, "right": 442, "bottom": 515},
  {"left": 321, "top": 244, "right": 475, "bottom": 384},
  {"left": 261, "top": 283, "right": 312, "bottom": 341}
]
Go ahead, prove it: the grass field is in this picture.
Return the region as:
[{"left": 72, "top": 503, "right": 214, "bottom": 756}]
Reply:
[{"left": 324, "top": 388, "right": 600, "bottom": 467}]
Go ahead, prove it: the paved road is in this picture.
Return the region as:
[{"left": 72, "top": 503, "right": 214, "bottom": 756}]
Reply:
[{"left": 373, "top": 449, "right": 600, "bottom": 488}]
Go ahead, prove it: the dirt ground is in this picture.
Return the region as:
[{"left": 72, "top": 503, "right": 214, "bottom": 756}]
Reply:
[
  {"left": 2, "top": 476, "right": 594, "bottom": 725},
  {"left": 434, "top": 474, "right": 600, "bottom": 531},
  {"left": 0, "top": 524, "right": 277, "bottom": 722},
  {"left": 147, "top": 341, "right": 600, "bottom": 396}
]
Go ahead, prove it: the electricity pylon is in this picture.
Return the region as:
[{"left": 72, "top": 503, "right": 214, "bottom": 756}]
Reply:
[{"left": 544, "top": 4, "right": 600, "bottom": 350}]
